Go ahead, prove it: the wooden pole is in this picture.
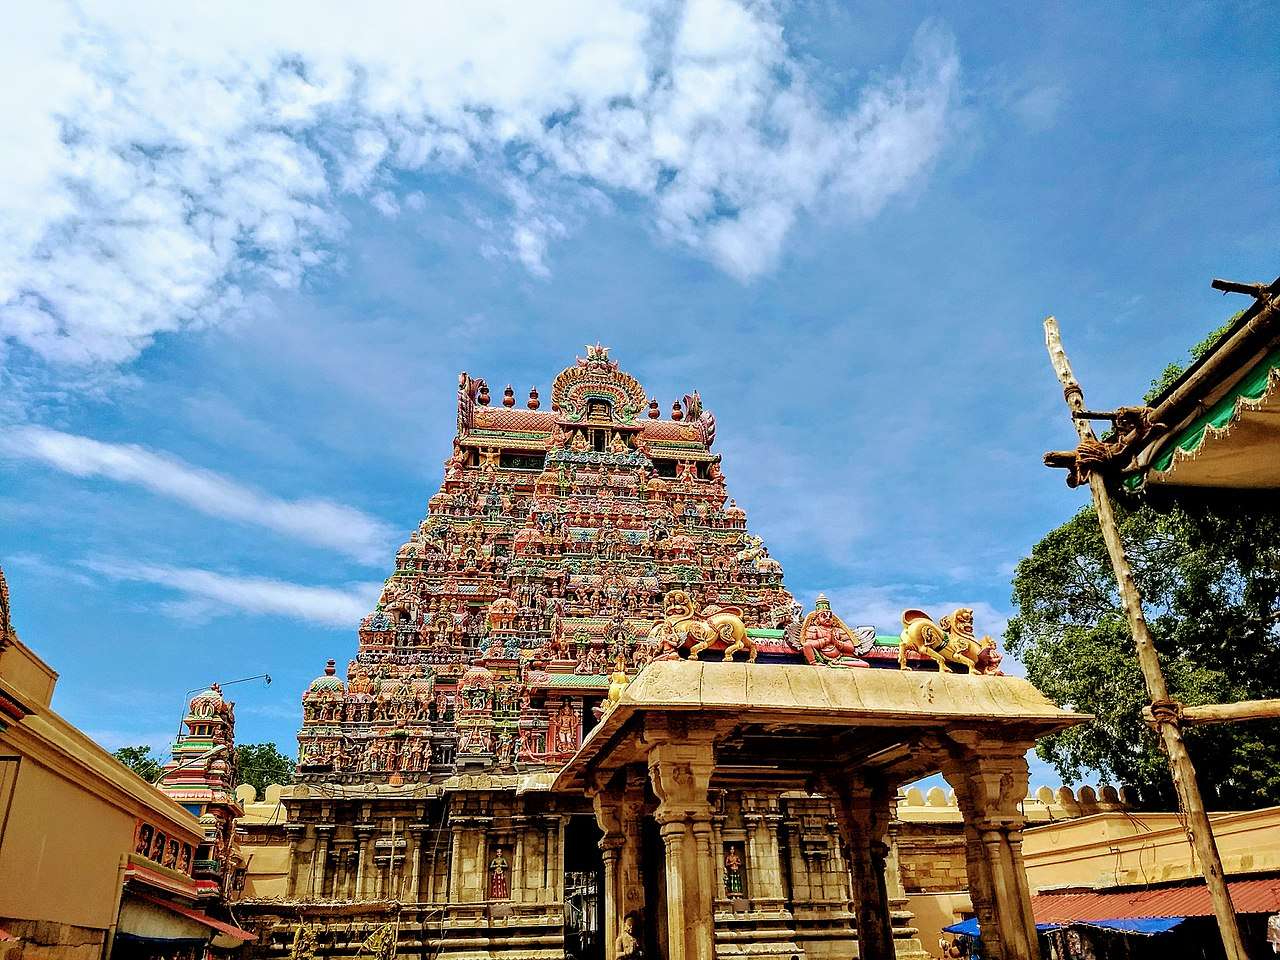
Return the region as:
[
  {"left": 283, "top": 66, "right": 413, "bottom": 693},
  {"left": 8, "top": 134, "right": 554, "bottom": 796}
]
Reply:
[
  {"left": 1144, "top": 698, "right": 1280, "bottom": 727},
  {"left": 1044, "top": 317, "right": 1248, "bottom": 960}
]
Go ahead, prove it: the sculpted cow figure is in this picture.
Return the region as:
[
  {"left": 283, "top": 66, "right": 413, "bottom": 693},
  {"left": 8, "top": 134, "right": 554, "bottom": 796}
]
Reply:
[
  {"left": 898, "top": 607, "right": 1003, "bottom": 674},
  {"left": 648, "top": 590, "right": 757, "bottom": 662}
]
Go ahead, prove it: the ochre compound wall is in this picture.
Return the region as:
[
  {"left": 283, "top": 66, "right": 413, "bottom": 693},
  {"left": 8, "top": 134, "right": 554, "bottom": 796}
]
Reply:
[{"left": 0, "top": 756, "right": 134, "bottom": 932}]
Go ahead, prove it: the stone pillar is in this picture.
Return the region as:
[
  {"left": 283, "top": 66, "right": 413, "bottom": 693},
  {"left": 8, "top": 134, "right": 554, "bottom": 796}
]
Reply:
[
  {"left": 620, "top": 769, "right": 647, "bottom": 924},
  {"left": 941, "top": 733, "right": 1038, "bottom": 960},
  {"left": 591, "top": 783, "right": 627, "bottom": 960},
  {"left": 657, "top": 818, "right": 689, "bottom": 960},
  {"left": 313, "top": 824, "right": 334, "bottom": 899},
  {"left": 512, "top": 815, "right": 528, "bottom": 903},
  {"left": 589, "top": 773, "right": 646, "bottom": 952},
  {"left": 472, "top": 815, "right": 494, "bottom": 902},
  {"left": 409, "top": 822, "right": 430, "bottom": 903},
  {"left": 828, "top": 775, "right": 895, "bottom": 960},
  {"left": 283, "top": 824, "right": 305, "bottom": 899},
  {"left": 742, "top": 792, "right": 787, "bottom": 907},
  {"left": 549, "top": 815, "right": 565, "bottom": 902},
  {"left": 448, "top": 820, "right": 467, "bottom": 903},
  {"left": 710, "top": 814, "right": 726, "bottom": 901},
  {"left": 648, "top": 734, "right": 716, "bottom": 960},
  {"left": 601, "top": 836, "right": 624, "bottom": 959},
  {"left": 354, "top": 823, "right": 374, "bottom": 900}
]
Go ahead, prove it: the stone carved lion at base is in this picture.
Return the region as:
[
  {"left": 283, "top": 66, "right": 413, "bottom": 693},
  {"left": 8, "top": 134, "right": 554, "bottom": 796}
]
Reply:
[
  {"left": 898, "top": 607, "right": 1003, "bottom": 675},
  {"left": 648, "top": 590, "right": 758, "bottom": 663}
]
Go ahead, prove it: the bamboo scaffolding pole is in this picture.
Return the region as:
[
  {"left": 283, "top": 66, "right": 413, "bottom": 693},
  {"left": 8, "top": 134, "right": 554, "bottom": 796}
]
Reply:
[
  {"left": 1143, "top": 698, "right": 1280, "bottom": 728},
  {"left": 1043, "top": 317, "right": 1248, "bottom": 960}
]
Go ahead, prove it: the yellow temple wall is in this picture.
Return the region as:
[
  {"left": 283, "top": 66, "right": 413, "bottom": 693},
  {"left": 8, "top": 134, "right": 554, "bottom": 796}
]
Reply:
[
  {"left": 1, "top": 640, "right": 203, "bottom": 960},
  {"left": 1022, "top": 805, "right": 1280, "bottom": 890}
]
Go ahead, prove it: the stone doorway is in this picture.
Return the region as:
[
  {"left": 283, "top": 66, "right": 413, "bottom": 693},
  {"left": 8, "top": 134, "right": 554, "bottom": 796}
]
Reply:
[{"left": 564, "top": 815, "right": 604, "bottom": 960}]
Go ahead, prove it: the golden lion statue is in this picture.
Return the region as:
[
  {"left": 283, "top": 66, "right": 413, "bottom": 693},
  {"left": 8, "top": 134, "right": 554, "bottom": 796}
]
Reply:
[
  {"left": 648, "top": 590, "right": 757, "bottom": 662},
  {"left": 898, "top": 608, "right": 1003, "bottom": 674}
]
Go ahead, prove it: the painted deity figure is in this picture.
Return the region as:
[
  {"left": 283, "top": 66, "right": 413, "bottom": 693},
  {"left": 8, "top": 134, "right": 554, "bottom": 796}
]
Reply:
[
  {"left": 488, "top": 850, "right": 510, "bottom": 899},
  {"left": 596, "top": 656, "right": 630, "bottom": 720},
  {"left": 135, "top": 824, "right": 153, "bottom": 857},
  {"left": 554, "top": 702, "right": 581, "bottom": 752},
  {"left": 723, "top": 845, "right": 745, "bottom": 896},
  {"left": 799, "top": 595, "right": 871, "bottom": 668}
]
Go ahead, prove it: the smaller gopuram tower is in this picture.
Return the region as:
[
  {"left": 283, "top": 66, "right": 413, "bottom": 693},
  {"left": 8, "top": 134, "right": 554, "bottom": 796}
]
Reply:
[{"left": 157, "top": 683, "right": 245, "bottom": 900}]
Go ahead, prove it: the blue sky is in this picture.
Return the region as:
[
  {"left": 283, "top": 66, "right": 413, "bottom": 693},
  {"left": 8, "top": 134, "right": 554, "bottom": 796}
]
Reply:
[{"left": 1, "top": 1, "right": 1276, "bottom": 792}]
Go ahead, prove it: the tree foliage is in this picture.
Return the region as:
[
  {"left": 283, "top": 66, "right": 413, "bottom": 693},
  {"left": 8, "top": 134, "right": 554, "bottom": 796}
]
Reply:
[
  {"left": 233, "top": 741, "right": 296, "bottom": 795},
  {"left": 1006, "top": 497, "right": 1280, "bottom": 808},
  {"left": 114, "top": 744, "right": 164, "bottom": 782},
  {"left": 1143, "top": 312, "right": 1240, "bottom": 403}
]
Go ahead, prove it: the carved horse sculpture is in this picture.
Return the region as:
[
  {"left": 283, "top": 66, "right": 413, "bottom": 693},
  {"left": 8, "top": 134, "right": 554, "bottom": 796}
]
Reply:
[
  {"left": 649, "top": 590, "right": 757, "bottom": 663},
  {"left": 898, "top": 607, "right": 1002, "bottom": 674}
]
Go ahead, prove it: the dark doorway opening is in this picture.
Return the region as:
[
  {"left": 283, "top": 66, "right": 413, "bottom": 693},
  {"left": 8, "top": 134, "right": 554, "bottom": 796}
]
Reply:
[{"left": 564, "top": 815, "right": 604, "bottom": 960}]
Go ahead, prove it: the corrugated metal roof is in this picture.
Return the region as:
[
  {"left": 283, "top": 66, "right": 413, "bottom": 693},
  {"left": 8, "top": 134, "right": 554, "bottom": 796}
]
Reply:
[{"left": 1032, "top": 877, "right": 1280, "bottom": 922}]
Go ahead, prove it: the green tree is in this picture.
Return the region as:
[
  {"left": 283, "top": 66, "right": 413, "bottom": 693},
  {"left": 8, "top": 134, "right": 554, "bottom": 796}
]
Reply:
[
  {"left": 114, "top": 744, "right": 164, "bottom": 782},
  {"left": 1006, "top": 497, "right": 1280, "bottom": 808},
  {"left": 233, "top": 741, "right": 296, "bottom": 795},
  {"left": 1142, "top": 312, "right": 1240, "bottom": 402}
]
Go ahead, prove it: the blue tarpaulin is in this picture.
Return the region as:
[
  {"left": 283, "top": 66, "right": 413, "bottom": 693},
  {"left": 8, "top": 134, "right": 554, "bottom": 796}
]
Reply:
[
  {"left": 942, "top": 918, "right": 1062, "bottom": 937},
  {"left": 943, "top": 916, "right": 1185, "bottom": 938},
  {"left": 1081, "top": 917, "right": 1185, "bottom": 935}
]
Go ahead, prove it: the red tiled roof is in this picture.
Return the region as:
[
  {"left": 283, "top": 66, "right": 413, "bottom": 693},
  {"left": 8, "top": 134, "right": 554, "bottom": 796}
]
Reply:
[{"left": 1032, "top": 878, "right": 1280, "bottom": 922}]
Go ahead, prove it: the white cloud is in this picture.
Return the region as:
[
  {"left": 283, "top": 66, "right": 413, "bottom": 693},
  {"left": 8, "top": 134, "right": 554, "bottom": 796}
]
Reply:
[
  {"left": 814, "top": 584, "right": 1011, "bottom": 640},
  {"left": 1, "top": 426, "right": 395, "bottom": 563},
  {"left": 89, "top": 558, "right": 381, "bottom": 628},
  {"left": 0, "top": 2, "right": 960, "bottom": 370},
  {"left": 1010, "top": 82, "right": 1066, "bottom": 132}
]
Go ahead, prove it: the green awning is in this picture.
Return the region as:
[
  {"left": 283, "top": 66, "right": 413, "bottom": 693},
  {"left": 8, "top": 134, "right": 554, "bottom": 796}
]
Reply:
[{"left": 1138, "top": 344, "right": 1280, "bottom": 488}]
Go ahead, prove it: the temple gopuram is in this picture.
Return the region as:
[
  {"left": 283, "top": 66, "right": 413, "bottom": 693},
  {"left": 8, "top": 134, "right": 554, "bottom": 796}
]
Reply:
[
  {"left": 293, "top": 343, "right": 797, "bottom": 782},
  {"left": 233, "top": 347, "right": 1086, "bottom": 960}
]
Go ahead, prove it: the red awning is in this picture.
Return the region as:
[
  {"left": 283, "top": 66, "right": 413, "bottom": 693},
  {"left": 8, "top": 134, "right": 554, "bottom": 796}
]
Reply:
[
  {"left": 1033, "top": 878, "right": 1280, "bottom": 922},
  {"left": 132, "top": 893, "right": 256, "bottom": 942}
]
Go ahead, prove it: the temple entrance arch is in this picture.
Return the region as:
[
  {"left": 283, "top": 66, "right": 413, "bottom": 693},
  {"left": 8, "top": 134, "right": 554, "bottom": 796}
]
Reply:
[
  {"left": 556, "top": 660, "right": 1088, "bottom": 960},
  {"left": 564, "top": 814, "right": 604, "bottom": 960}
]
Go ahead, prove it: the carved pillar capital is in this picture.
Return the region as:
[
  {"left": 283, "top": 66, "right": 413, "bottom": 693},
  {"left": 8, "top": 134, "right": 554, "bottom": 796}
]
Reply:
[{"left": 647, "top": 737, "right": 714, "bottom": 826}]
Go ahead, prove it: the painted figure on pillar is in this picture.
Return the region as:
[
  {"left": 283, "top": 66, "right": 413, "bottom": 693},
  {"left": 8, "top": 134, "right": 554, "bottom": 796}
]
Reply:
[
  {"left": 799, "top": 594, "right": 873, "bottom": 668},
  {"left": 723, "top": 844, "right": 746, "bottom": 896},
  {"left": 488, "top": 849, "right": 510, "bottom": 899}
]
